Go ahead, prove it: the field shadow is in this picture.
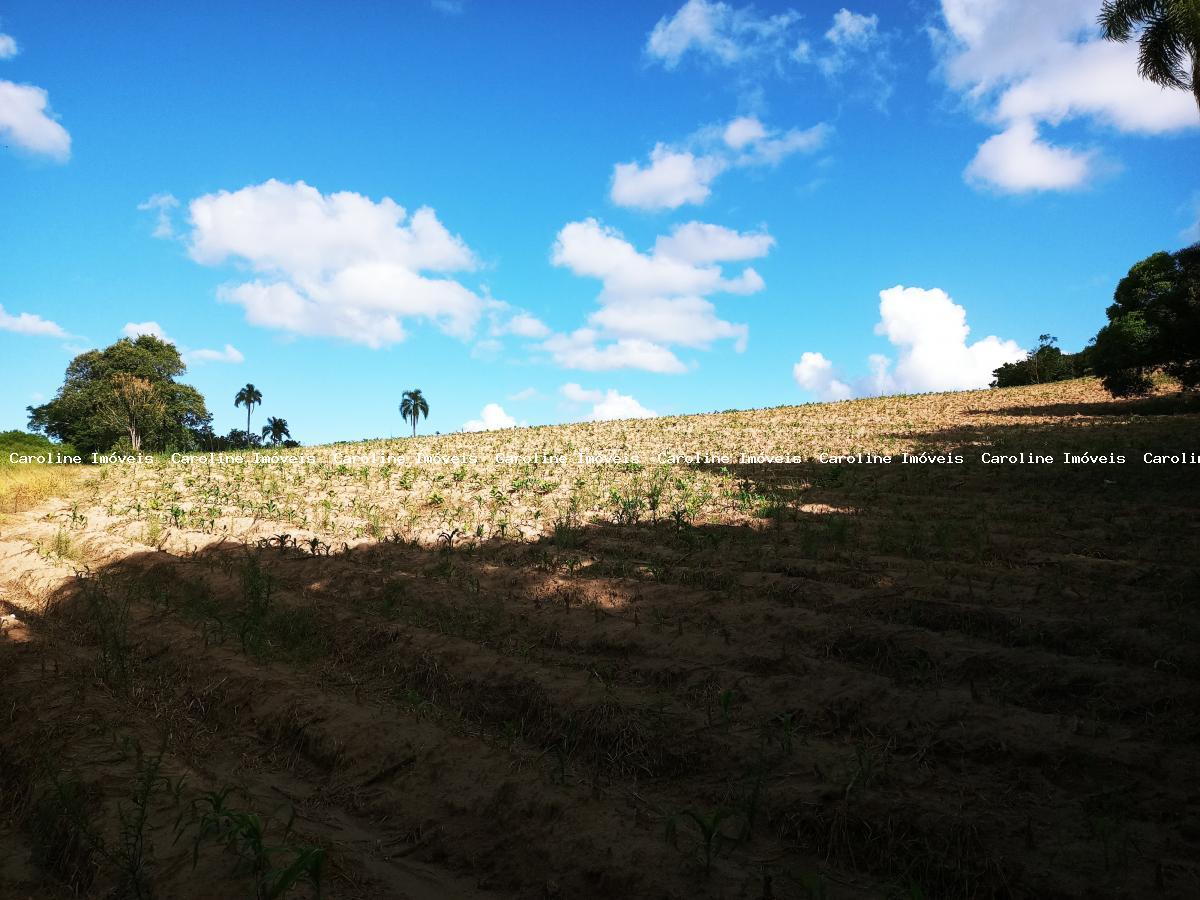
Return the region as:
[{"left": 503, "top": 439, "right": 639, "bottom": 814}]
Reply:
[{"left": 7, "top": 405, "right": 1200, "bottom": 898}]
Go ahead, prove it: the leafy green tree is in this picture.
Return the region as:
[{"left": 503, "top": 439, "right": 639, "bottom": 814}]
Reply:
[
  {"left": 261, "top": 416, "right": 291, "bottom": 446},
  {"left": 1091, "top": 243, "right": 1200, "bottom": 395},
  {"left": 234, "top": 384, "right": 263, "bottom": 447},
  {"left": 28, "top": 336, "right": 211, "bottom": 454},
  {"left": 399, "top": 389, "right": 429, "bottom": 437},
  {"left": 1100, "top": 1, "right": 1200, "bottom": 113}
]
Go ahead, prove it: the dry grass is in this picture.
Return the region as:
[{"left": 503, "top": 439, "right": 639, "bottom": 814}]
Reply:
[
  {"left": 0, "top": 462, "right": 81, "bottom": 517},
  {"left": 2, "top": 377, "right": 1199, "bottom": 899}
]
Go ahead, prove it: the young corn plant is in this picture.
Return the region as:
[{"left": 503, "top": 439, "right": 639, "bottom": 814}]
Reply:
[
  {"left": 665, "top": 808, "right": 736, "bottom": 876},
  {"left": 189, "top": 788, "right": 324, "bottom": 899}
]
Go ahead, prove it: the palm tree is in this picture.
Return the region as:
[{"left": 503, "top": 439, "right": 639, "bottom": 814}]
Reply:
[
  {"left": 1100, "top": 1, "right": 1200, "bottom": 113},
  {"left": 234, "top": 383, "right": 262, "bottom": 447},
  {"left": 261, "top": 416, "right": 290, "bottom": 446},
  {"left": 399, "top": 389, "right": 429, "bottom": 438}
]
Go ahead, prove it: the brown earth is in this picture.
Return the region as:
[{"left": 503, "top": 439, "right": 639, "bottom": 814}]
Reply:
[{"left": 2, "top": 379, "right": 1200, "bottom": 898}]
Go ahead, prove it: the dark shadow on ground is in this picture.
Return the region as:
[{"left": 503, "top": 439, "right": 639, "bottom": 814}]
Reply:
[{"left": 4, "top": 407, "right": 1200, "bottom": 898}]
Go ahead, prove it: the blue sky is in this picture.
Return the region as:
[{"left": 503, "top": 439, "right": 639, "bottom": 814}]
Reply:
[{"left": 1, "top": 0, "right": 1196, "bottom": 443}]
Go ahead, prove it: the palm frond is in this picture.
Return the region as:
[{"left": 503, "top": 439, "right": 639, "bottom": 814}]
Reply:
[
  {"left": 1139, "top": 14, "right": 1192, "bottom": 87},
  {"left": 1100, "top": 1, "right": 1165, "bottom": 39}
]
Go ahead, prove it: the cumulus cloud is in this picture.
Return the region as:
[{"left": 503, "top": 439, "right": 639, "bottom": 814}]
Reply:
[
  {"left": 120, "top": 321, "right": 243, "bottom": 365},
  {"left": 964, "top": 120, "right": 1094, "bottom": 193},
  {"left": 933, "top": 0, "right": 1197, "bottom": 193},
  {"left": 184, "top": 179, "right": 486, "bottom": 348},
  {"left": 138, "top": 193, "right": 180, "bottom": 239},
  {"left": 795, "top": 285, "right": 1025, "bottom": 400},
  {"left": 0, "top": 81, "right": 71, "bottom": 161},
  {"left": 462, "top": 402, "right": 520, "bottom": 432},
  {"left": 792, "top": 352, "right": 853, "bottom": 402},
  {"left": 611, "top": 145, "right": 725, "bottom": 211},
  {"left": 0, "top": 304, "right": 68, "bottom": 338},
  {"left": 560, "top": 383, "right": 657, "bottom": 421},
  {"left": 611, "top": 115, "right": 828, "bottom": 211},
  {"left": 0, "top": 27, "right": 69, "bottom": 160},
  {"left": 542, "top": 218, "right": 772, "bottom": 372}
]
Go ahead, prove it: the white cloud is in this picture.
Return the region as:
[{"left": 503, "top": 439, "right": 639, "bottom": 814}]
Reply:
[
  {"left": 872, "top": 286, "right": 1024, "bottom": 392},
  {"left": 0, "top": 32, "right": 17, "bottom": 59},
  {"left": 184, "top": 344, "right": 244, "bottom": 365},
  {"left": 186, "top": 179, "right": 485, "bottom": 348},
  {"left": 611, "top": 145, "right": 725, "bottom": 211},
  {"left": 0, "top": 80, "right": 70, "bottom": 161},
  {"left": 646, "top": 3, "right": 893, "bottom": 107},
  {"left": 553, "top": 218, "right": 767, "bottom": 300},
  {"left": 811, "top": 8, "right": 893, "bottom": 104},
  {"left": 560, "top": 383, "right": 602, "bottom": 404},
  {"left": 645, "top": 0, "right": 798, "bottom": 69},
  {"left": 138, "top": 193, "right": 180, "bottom": 239},
  {"left": 825, "top": 8, "right": 877, "bottom": 50},
  {"left": 795, "top": 285, "right": 1025, "bottom": 400},
  {"left": 589, "top": 390, "right": 657, "bottom": 421},
  {"left": 611, "top": 116, "right": 828, "bottom": 211},
  {"left": 653, "top": 220, "right": 775, "bottom": 263},
  {"left": 462, "top": 402, "right": 519, "bottom": 432},
  {"left": 121, "top": 321, "right": 243, "bottom": 364},
  {"left": 0, "top": 304, "right": 68, "bottom": 338},
  {"left": 560, "top": 383, "right": 656, "bottom": 421},
  {"left": 508, "top": 387, "right": 537, "bottom": 401},
  {"left": 964, "top": 120, "right": 1094, "bottom": 192},
  {"left": 542, "top": 217, "right": 772, "bottom": 372},
  {"left": 122, "top": 321, "right": 172, "bottom": 342},
  {"left": 792, "top": 352, "right": 853, "bottom": 401},
  {"left": 498, "top": 311, "right": 550, "bottom": 338},
  {"left": 934, "top": 0, "right": 1197, "bottom": 193},
  {"left": 543, "top": 330, "right": 688, "bottom": 374},
  {"left": 431, "top": 0, "right": 464, "bottom": 14},
  {"left": 723, "top": 115, "right": 767, "bottom": 149}
]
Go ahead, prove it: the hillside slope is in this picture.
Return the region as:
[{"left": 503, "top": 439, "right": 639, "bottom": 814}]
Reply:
[{"left": 2, "top": 378, "right": 1199, "bottom": 898}]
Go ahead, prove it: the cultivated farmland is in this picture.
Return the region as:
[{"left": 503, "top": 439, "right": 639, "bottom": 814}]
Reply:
[{"left": 2, "top": 378, "right": 1200, "bottom": 898}]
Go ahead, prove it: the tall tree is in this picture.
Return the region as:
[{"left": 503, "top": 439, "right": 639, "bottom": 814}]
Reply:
[
  {"left": 99, "top": 373, "right": 165, "bottom": 453},
  {"left": 261, "top": 416, "right": 290, "bottom": 446},
  {"left": 399, "top": 389, "right": 429, "bottom": 437},
  {"left": 234, "top": 383, "right": 263, "bottom": 447},
  {"left": 1100, "top": 0, "right": 1200, "bottom": 113},
  {"left": 1090, "top": 243, "right": 1200, "bottom": 395},
  {"left": 28, "top": 335, "right": 211, "bottom": 454}
]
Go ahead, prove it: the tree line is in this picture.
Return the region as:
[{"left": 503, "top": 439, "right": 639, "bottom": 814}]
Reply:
[
  {"left": 26, "top": 335, "right": 436, "bottom": 456},
  {"left": 993, "top": 243, "right": 1200, "bottom": 395}
]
